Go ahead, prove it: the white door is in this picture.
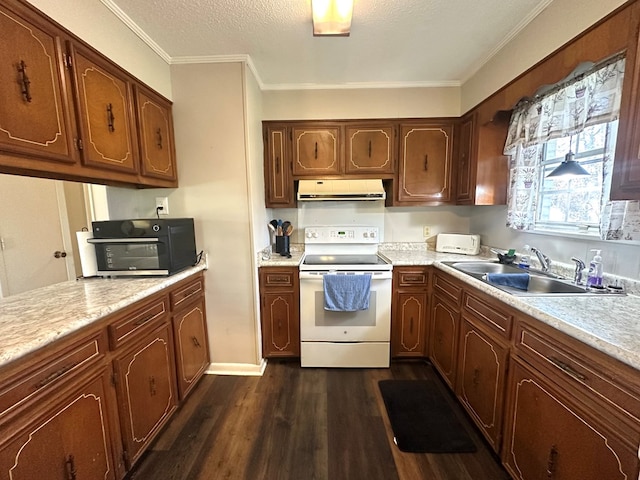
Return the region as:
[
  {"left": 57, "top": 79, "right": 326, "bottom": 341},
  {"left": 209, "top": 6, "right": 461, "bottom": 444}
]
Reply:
[{"left": 0, "top": 175, "right": 72, "bottom": 297}]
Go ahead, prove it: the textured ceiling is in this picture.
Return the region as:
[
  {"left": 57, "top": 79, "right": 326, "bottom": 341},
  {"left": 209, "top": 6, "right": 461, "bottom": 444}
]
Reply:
[{"left": 103, "top": 0, "right": 552, "bottom": 89}]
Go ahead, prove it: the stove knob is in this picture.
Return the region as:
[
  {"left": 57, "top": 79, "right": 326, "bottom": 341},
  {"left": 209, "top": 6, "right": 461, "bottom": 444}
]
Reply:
[
  {"left": 370, "top": 231, "right": 377, "bottom": 238},
  {"left": 363, "top": 232, "right": 369, "bottom": 238},
  {"left": 312, "top": 232, "right": 318, "bottom": 238},
  {"left": 306, "top": 231, "right": 312, "bottom": 238}
]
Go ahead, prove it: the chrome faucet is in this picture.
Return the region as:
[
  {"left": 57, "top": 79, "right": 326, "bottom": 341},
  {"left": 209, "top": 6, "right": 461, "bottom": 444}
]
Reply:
[
  {"left": 570, "top": 257, "right": 586, "bottom": 285},
  {"left": 529, "top": 246, "right": 551, "bottom": 272}
]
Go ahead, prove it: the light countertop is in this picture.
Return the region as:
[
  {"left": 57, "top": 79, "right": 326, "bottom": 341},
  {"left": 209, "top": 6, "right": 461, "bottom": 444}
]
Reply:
[{"left": 0, "top": 264, "right": 206, "bottom": 369}]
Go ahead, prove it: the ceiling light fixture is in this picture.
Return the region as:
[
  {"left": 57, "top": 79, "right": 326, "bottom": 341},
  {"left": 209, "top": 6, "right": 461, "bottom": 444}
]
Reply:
[
  {"left": 546, "top": 150, "right": 590, "bottom": 177},
  {"left": 312, "top": 0, "right": 353, "bottom": 36}
]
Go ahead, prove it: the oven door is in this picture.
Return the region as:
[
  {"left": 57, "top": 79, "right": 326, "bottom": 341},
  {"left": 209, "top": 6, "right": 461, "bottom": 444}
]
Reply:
[
  {"left": 299, "top": 270, "right": 392, "bottom": 342},
  {"left": 88, "top": 238, "right": 169, "bottom": 275}
]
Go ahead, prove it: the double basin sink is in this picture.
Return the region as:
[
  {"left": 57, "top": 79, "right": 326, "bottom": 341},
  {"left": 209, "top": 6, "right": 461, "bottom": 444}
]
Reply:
[{"left": 443, "top": 261, "right": 624, "bottom": 297}]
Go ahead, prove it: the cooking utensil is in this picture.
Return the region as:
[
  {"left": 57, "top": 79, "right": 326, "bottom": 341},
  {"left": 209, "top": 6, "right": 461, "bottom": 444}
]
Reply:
[
  {"left": 282, "top": 221, "right": 291, "bottom": 235},
  {"left": 277, "top": 219, "right": 283, "bottom": 235},
  {"left": 285, "top": 224, "right": 294, "bottom": 236},
  {"left": 270, "top": 219, "right": 278, "bottom": 230}
]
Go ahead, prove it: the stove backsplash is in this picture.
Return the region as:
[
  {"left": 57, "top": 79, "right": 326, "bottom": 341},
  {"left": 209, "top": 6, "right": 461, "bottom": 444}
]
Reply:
[{"left": 296, "top": 201, "right": 385, "bottom": 241}]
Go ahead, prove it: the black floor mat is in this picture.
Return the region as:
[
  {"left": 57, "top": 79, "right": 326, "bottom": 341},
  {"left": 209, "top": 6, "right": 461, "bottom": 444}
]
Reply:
[{"left": 378, "top": 379, "right": 477, "bottom": 453}]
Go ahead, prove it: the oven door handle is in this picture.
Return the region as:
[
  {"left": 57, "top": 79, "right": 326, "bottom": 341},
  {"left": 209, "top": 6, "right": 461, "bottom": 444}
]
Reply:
[
  {"left": 87, "top": 238, "right": 161, "bottom": 244},
  {"left": 299, "top": 271, "right": 393, "bottom": 280}
]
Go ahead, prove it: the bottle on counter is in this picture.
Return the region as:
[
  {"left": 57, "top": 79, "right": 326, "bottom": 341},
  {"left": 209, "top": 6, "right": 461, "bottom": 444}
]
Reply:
[{"left": 586, "top": 249, "right": 604, "bottom": 288}]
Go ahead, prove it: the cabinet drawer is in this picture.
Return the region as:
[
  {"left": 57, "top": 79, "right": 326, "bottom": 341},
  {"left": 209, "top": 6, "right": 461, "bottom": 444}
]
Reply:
[
  {"left": 170, "top": 277, "right": 203, "bottom": 311},
  {"left": 260, "top": 268, "right": 296, "bottom": 288},
  {"left": 515, "top": 322, "right": 640, "bottom": 424},
  {"left": 396, "top": 267, "right": 429, "bottom": 288},
  {"left": 0, "top": 330, "right": 106, "bottom": 420},
  {"left": 432, "top": 272, "right": 462, "bottom": 307},
  {"left": 109, "top": 296, "right": 168, "bottom": 349},
  {"left": 462, "top": 291, "right": 512, "bottom": 338}
]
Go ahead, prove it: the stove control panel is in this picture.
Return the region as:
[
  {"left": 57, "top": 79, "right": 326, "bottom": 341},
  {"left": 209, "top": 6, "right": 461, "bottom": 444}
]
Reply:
[{"left": 304, "top": 226, "right": 380, "bottom": 244}]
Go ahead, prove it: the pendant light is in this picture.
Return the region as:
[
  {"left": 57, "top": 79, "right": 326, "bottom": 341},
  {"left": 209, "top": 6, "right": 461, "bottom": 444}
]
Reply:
[
  {"left": 546, "top": 135, "right": 590, "bottom": 177},
  {"left": 312, "top": 0, "right": 353, "bottom": 36}
]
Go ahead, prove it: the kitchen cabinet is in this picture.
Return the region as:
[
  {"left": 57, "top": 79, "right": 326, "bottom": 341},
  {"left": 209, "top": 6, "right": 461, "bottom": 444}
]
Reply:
[
  {"left": 292, "top": 124, "right": 342, "bottom": 176},
  {"left": 259, "top": 267, "right": 300, "bottom": 358},
  {"left": 170, "top": 274, "right": 209, "bottom": 400},
  {"left": 0, "top": 0, "right": 77, "bottom": 165},
  {"left": 397, "top": 120, "right": 455, "bottom": 204},
  {"left": 0, "top": 0, "right": 179, "bottom": 188},
  {"left": 135, "top": 84, "right": 178, "bottom": 182},
  {"left": 429, "top": 271, "right": 462, "bottom": 389},
  {"left": 0, "top": 329, "right": 124, "bottom": 480},
  {"left": 110, "top": 296, "right": 178, "bottom": 468},
  {"left": 391, "top": 266, "right": 429, "bottom": 357},
  {"left": 263, "top": 124, "right": 295, "bottom": 207},
  {"left": 345, "top": 122, "right": 396, "bottom": 174},
  {"left": 456, "top": 289, "right": 512, "bottom": 452},
  {"left": 68, "top": 41, "right": 138, "bottom": 174},
  {"left": 455, "top": 112, "right": 509, "bottom": 205},
  {"left": 502, "top": 317, "right": 640, "bottom": 480}
]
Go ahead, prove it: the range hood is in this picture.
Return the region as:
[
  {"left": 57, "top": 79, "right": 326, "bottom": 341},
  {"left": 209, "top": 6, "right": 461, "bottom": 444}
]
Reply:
[{"left": 297, "top": 179, "right": 386, "bottom": 201}]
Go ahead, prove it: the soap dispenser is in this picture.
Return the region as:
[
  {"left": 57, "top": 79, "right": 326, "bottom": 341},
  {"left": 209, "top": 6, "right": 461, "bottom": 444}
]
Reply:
[{"left": 586, "top": 249, "right": 603, "bottom": 287}]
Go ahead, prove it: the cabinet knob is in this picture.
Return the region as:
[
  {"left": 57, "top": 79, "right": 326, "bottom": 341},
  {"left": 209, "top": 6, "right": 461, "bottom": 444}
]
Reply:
[{"left": 54, "top": 250, "right": 67, "bottom": 258}]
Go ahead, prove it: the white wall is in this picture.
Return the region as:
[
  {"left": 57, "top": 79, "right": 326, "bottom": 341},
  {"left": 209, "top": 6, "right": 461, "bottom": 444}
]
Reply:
[{"left": 27, "top": 0, "right": 171, "bottom": 98}]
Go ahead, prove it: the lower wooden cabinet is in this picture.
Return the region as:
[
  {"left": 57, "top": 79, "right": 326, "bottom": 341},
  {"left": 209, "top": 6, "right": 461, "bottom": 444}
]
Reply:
[
  {"left": 0, "top": 367, "right": 121, "bottom": 480},
  {"left": 391, "top": 266, "right": 429, "bottom": 357},
  {"left": 112, "top": 321, "right": 178, "bottom": 468},
  {"left": 429, "top": 292, "right": 459, "bottom": 389},
  {"left": 502, "top": 357, "right": 639, "bottom": 480},
  {"left": 259, "top": 267, "right": 300, "bottom": 358},
  {"left": 456, "top": 316, "right": 509, "bottom": 452}
]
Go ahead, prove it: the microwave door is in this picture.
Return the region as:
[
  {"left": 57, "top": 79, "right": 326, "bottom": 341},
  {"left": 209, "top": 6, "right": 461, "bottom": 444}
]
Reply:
[{"left": 89, "top": 238, "right": 168, "bottom": 274}]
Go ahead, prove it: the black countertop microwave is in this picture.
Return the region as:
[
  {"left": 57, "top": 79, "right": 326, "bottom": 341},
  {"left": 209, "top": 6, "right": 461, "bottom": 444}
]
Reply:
[{"left": 89, "top": 218, "right": 197, "bottom": 276}]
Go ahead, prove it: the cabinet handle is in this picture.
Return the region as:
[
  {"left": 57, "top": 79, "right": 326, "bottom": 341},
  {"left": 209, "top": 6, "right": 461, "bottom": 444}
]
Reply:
[
  {"left": 409, "top": 317, "right": 414, "bottom": 334},
  {"left": 546, "top": 444, "right": 558, "bottom": 478},
  {"left": 149, "top": 376, "right": 157, "bottom": 396},
  {"left": 368, "top": 140, "right": 372, "bottom": 158},
  {"left": 66, "top": 454, "right": 77, "bottom": 480},
  {"left": 106, "top": 103, "right": 115, "bottom": 132},
  {"left": 17, "top": 60, "right": 32, "bottom": 103},
  {"left": 156, "top": 128, "right": 163, "bottom": 149},
  {"left": 275, "top": 156, "right": 280, "bottom": 174},
  {"left": 424, "top": 154, "right": 428, "bottom": 171},
  {"left": 35, "top": 362, "right": 78, "bottom": 389},
  {"left": 548, "top": 356, "right": 586, "bottom": 382},
  {"left": 314, "top": 142, "right": 318, "bottom": 159},
  {"left": 134, "top": 314, "right": 155, "bottom": 326},
  {"left": 472, "top": 368, "right": 480, "bottom": 386},
  {"left": 192, "top": 336, "right": 201, "bottom": 347}
]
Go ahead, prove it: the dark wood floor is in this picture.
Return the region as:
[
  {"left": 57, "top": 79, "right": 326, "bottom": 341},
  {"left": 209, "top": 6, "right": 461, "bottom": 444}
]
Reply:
[{"left": 126, "top": 360, "right": 510, "bottom": 480}]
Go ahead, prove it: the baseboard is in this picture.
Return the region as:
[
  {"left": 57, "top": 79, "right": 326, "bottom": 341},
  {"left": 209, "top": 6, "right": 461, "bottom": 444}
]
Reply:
[{"left": 205, "top": 358, "right": 267, "bottom": 376}]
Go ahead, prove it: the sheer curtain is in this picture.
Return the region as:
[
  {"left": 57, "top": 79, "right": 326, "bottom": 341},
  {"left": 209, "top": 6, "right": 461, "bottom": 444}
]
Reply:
[{"left": 503, "top": 54, "right": 640, "bottom": 240}]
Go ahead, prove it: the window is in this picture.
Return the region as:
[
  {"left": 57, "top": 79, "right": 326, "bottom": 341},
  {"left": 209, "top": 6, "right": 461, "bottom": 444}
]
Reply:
[{"left": 534, "top": 121, "right": 618, "bottom": 234}]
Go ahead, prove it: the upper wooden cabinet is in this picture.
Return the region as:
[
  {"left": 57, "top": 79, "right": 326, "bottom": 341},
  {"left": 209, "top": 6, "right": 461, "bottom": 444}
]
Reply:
[
  {"left": 0, "top": 1, "right": 77, "bottom": 164},
  {"left": 397, "top": 121, "right": 455, "bottom": 204},
  {"left": 292, "top": 124, "right": 342, "bottom": 176},
  {"left": 0, "top": 0, "right": 178, "bottom": 189},
  {"left": 345, "top": 123, "right": 396, "bottom": 174},
  {"left": 263, "top": 124, "right": 295, "bottom": 207},
  {"left": 135, "top": 84, "right": 177, "bottom": 182},
  {"left": 68, "top": 42, "right": 138, "bottom": 174}
]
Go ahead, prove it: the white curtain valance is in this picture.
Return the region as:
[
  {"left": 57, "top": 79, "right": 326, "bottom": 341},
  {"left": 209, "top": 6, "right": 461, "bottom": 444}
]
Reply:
[{"left": 504, "top": 55, "right": 625, "bottom": 155}]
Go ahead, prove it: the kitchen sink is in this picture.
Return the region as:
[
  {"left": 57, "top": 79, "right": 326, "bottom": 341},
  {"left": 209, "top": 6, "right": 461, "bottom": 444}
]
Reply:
[{"left": 442, "top": 261, "right": 624, "bottom": 297}]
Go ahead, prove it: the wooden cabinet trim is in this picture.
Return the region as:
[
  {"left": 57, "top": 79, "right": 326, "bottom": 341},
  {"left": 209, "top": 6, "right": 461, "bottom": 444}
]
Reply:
[
  {"left": 108, "top": 296, "right": 168, "bottom": 350},
  {"left": 462, "top": 291, "right": 512, "bottom": 338},
  {"left": 432, "top": 272, "right": 462, "bottom": 307},
  {"left": 170, "top": 278, "right": 203, "bottom": 311}
]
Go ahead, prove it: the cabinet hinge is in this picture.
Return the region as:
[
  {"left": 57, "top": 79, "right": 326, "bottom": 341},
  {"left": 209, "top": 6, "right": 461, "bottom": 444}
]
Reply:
[
  {"left": 64, "top": 53, "right": 73, "bottom": 69},
  {"left": 111, "top": 372, "right": 118, "bottom": 386},
  {"left": 75, "top": 138, "right": 83, "bottom": 150},
  {"left": 122, "top": 449, "right": 129, "bottom": 464}
]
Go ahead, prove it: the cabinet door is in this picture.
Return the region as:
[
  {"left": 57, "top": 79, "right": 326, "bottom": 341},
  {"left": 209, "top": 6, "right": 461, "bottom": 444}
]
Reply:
[
  {"left": 502, "top": 358, "right": 639, "bottom": 480},
  {"left": 398, "top": 124, "right": 453, "bottom": 203},
  {"left": 292, "top": 125, "right": 341, "bottom": 176},
  {"left": 264, "top": 125, "right": 294, "bottom": 207},
  {"left": 429, "top": 293, "right": 459, "bottom": 389},
  {"left": 173, "top": 297, "right": 209, "bottom": 400},
  {"left": 391, "top": 292, "right": 428, "bottom": 357},
  {"left": 0, "top": 371, "right": 117, "bottom": 480},
  {"left": 0, "top": 2, "right": 76, "bottom": 163},
  {"left": 113, "top": 322, "right": 177, "bottom": 467},
  {"left": 135, "top": 84, "right": 177, "bottom": 182},
  {"left": 456, "top": 115, "right": 476, "bottom": 204},
  {"left": 345, "top": 125, "right": 395, "bottom": 174},
  {"left": 261, "top": 291, "right": 300, "bottom": 357},
  {"left": 456, "top": 317, "right": 508, "bottom": 452},
  {"left": 68, "top": 42, "right": 138, "bottom": 174},
  {"left": 398, "top": 123, "right": 454, "bottom": 203}
]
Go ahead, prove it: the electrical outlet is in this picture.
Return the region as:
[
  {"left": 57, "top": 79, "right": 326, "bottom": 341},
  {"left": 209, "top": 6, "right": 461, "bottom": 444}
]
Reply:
[
  {"left": 155, "top": 197, "right": 169, "bottom": 215},
  {"left": 423, "top": 226, "right": 432, "bottom": 237}
]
